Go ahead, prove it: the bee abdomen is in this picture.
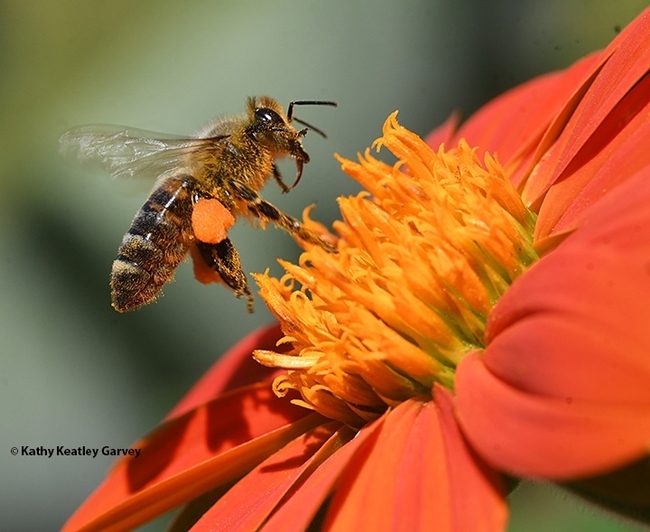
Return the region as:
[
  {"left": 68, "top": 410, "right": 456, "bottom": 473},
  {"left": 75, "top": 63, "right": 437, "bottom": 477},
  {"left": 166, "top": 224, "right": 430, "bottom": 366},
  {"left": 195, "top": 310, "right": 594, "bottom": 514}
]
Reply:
[{"left": 111, "top": 176, "right": 194, "bottom": 312}]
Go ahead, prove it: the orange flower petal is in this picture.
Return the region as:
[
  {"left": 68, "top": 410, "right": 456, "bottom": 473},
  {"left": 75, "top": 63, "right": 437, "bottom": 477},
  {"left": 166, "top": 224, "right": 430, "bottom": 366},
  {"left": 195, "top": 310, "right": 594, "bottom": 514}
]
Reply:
[
  {"left": 261, "top": 423, "right": 378, "bottom": 531},
  {"left": 166, "top": 324, "right": 282, "bottom": 420},
  {"left": 433, "top": 385, "right": 508, "bottom": 531},
  {"left": 456, "top": 352, "right": 650, "bottom": 480},
  {"left": 324, "top": 400, "right": 444, "bottom": 531},
  {"left": 62, "top": 385, "right": 319, "bottom": 532},
  {"left": 456, "top": 169, "right": 650, "bottom": 479},
  {"left": 325, "top": 396, "right": 507, "bottom": 531},
  {"left": 525, "top": 7, "right": 650, "bottom": 213},
  {"left": 442, "top": 53, "right": 602, "bottom": 188},
  {"left": 487, "top": 168, "right": 650, "bottom": 402},
  {"left": 483, "top": 247, "right": 650, "bottom": 402},
  {"left": 535, "top": 74, "right": 650, "bottom": 239},
  {"left": 450, "top": 70, "right": 568, "bottom": 170},
  {"left": 190, "top": 421, "right": 345, "bottom": 532}
]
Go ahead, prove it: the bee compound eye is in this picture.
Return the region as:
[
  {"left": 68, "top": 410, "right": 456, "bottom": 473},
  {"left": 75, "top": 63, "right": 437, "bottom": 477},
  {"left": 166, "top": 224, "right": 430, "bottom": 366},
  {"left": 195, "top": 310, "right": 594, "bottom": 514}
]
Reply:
[{"left": 255, "top": 108, "right": 281, "bottom": 123}]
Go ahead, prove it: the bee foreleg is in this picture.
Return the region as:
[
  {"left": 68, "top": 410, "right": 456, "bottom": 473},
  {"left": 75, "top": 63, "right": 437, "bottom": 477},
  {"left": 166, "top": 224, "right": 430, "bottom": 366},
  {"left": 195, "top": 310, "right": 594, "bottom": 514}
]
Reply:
[
  {"left": 272, "top": 164, "right": 292, "bottom": 194},
  {"left": 195, "top": 239, "right": 254, "bottom": 312},
  {"left": 229, "top": 179, "right": 335, "bottom": 252}
]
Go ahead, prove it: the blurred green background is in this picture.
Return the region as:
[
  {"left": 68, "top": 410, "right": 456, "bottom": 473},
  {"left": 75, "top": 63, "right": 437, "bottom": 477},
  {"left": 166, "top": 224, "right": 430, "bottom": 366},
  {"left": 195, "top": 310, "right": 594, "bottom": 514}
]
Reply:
[{"left": 0, "top": 1, "right": 647, "bottom": 530}]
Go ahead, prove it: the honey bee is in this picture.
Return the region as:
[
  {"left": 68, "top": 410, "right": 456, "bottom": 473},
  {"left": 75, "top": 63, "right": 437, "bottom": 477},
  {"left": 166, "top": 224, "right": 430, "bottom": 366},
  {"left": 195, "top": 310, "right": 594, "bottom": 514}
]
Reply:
[{"left": 60, "top": 96, "right": 337, "bottom": 312}]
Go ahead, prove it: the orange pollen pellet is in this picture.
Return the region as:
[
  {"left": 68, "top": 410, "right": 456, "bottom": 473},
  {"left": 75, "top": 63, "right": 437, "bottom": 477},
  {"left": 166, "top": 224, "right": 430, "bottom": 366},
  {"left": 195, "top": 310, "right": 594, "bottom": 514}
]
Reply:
[{"left": 192, "top": 198, "right": 235, "bottom": 244}]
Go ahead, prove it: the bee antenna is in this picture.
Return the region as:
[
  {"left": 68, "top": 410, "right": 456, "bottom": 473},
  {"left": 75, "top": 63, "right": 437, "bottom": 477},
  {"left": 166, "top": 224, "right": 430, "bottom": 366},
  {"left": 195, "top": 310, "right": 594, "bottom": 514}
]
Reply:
[
  {"left": 286, "top": 100, "right": 338, "bottom": 122},
  {"left": 293, "top": 117, "right": 329, "bottom": 138}
]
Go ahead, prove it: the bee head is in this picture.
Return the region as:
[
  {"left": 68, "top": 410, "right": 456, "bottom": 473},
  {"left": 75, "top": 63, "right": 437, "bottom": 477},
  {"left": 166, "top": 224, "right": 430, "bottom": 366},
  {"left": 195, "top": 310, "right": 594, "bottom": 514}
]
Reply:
[
  {"left": 246, "top": 96, "right": 309, "bottom": 162},
  {"left": 246, "top": 96, "right": 337, "bottom": 190}
]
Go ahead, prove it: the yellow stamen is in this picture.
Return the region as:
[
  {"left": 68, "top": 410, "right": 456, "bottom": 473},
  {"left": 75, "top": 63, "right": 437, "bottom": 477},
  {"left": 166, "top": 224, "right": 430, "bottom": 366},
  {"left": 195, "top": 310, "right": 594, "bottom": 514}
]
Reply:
[{"left": 253, "top": 112, "right": 537, "bottom": 426}]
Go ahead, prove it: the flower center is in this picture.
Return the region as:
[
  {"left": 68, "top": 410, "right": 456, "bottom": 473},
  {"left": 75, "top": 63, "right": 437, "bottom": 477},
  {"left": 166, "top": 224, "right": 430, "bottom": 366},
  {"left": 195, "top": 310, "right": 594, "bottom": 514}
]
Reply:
[{"left": 253, "top": 113, "right": 538, "bottom": 426}]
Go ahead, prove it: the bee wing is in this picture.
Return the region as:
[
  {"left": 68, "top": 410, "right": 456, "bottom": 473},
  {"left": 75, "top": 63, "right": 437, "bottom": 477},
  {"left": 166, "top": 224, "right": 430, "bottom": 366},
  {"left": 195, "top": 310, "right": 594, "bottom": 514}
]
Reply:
[{"left": 59, "top": 124, "right": 226, "bottom": 180}]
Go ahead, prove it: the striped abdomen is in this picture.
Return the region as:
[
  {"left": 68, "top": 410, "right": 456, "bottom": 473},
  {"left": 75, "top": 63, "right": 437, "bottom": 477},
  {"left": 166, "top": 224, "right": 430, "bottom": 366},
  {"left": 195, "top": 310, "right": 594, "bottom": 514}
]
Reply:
[{"left": 111, "top": 175, "right": 194, "bottom": 312}]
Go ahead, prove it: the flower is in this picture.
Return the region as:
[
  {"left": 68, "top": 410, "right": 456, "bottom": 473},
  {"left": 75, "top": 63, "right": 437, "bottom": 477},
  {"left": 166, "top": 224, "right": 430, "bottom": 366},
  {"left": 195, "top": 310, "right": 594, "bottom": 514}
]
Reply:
[{"left": 63, "top": 8, "right": 650, "bottom": 532}]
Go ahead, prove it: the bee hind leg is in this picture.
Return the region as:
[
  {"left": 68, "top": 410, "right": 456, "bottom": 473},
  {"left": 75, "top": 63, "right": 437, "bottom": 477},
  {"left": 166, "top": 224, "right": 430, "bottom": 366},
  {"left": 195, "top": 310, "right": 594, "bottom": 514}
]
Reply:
[{"left": 195, "top": 239, "right": 254, "bottom": 312}]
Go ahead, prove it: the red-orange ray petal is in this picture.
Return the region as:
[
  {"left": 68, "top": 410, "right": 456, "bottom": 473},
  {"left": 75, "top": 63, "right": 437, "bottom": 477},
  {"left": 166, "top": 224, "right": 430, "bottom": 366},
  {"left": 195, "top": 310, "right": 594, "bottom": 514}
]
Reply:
[
  {"left": 325, "top": 396, "right": 507, "bottom": 531},
  {"left": 438, "top": 53, "right": 602, "bottom": 190},
  {"left": 62, "top": 385, "right": 320, "bottom": 532},
  {"left": 324, "top": 400, "right": 445, "bottom": 531},
  {"left": 483, "top": 245, "right": 650, "bottom": 402},
  {"left": 487, "top": 167, "right": 650, "bottom": 402},
  {"left": 524, "top": 7, "right": 650, "bottom": 213},
  {"left": 534, "top": 73, "right": 650, "bottom": 240},
  {"left": 189, "top": 421, "right": 346, "bottom": 532},
  {"left": 456, "top": 168, "right": 650, "bottom": 479},
  {"left": 433, "top": 385, "right": 508, "bottom": 531},
  {"left": 166, "top": 323, "right": 282, "bottom": 420},
  {"left": 450, "top": 70, "right": 567, "bottom": 169},
  {"left": 456, "top": 353, "right": 650, "bottom": 480},
  {"left": 261, "top": 423, "right": 379, "bottom": 531}
]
